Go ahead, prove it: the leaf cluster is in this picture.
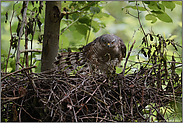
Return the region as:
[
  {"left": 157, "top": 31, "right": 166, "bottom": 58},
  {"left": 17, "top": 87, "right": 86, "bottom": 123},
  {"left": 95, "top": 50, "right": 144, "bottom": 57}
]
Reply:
[
  {"left": 1, "top": 1, "right": 44, "bottom": 72},
  {"left": 122, "top": 1, "right": 181, "bottom": 23},
  {"left": 49, "top": 1, "right": 113, "bottom": 54},
  {"left": 61, "top": 1, "right": 103, "bottom": 31}
]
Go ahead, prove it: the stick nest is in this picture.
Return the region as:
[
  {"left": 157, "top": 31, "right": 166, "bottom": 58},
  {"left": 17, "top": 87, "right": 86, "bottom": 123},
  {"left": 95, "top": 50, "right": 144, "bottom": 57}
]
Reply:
[
  {"left": 1, "top": 62, "right": 182, "bottom": 122},
  {"left": 1, "top": 35, "right": 182, "bottom": 122}
]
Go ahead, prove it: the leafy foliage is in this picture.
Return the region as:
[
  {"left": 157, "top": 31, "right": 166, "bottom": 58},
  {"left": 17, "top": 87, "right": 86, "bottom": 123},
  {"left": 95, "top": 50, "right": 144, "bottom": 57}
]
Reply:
[
  {"left": 60, "top": 1, "right": 108, "bottom": 50},
  {"left": 122, "top": 1, "right": 181, "bottom": 23}
]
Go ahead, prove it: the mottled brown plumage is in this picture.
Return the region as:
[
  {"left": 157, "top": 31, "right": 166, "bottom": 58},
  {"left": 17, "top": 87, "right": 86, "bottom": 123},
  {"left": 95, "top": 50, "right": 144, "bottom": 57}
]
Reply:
[{"left": 54, "top": 34, "right": 126, "bottom": 74}]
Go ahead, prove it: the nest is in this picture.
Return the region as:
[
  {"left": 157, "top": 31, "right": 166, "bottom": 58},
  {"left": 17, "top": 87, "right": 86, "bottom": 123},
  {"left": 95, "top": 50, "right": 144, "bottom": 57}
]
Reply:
[
  {"left": 1, "top": 36, "right": 182, "bottom": 122},
  {"left": 1, "top": 60, "right": 182, "bottom": 122}
]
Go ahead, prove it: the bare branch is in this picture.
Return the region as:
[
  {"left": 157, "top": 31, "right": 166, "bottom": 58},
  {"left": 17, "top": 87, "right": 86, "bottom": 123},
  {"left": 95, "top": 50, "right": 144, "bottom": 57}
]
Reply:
[{"left": 16, "top": 1, "right": 29, "bottom": 70}]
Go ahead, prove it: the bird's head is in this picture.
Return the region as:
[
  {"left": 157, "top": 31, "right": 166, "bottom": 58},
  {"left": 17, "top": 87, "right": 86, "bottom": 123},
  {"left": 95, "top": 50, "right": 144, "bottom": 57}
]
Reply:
[{"left": 100, "top": 34, "right": 118, "bottom": 48}]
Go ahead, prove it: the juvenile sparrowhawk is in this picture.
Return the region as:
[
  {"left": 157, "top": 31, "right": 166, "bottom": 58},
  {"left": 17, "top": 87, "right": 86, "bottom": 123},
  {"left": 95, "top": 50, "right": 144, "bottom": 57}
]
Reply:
[{"left": 54, "top": 34, "right": 126, "bottom": 74}]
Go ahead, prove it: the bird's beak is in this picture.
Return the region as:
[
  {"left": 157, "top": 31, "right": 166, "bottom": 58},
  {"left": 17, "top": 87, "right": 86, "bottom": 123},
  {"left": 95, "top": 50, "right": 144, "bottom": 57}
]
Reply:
[{"left": 107, "top": 43, "right": 110, "bottom": 47}]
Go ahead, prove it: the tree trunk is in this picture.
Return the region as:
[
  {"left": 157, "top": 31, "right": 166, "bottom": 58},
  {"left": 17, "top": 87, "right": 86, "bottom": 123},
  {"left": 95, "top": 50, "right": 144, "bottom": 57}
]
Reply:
[{"left": 41, "top": 1, "right": 61, "bottom": 72}]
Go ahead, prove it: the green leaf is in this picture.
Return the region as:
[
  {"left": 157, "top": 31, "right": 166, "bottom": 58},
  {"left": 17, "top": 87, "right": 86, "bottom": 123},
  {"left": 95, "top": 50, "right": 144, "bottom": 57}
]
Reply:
[
  {"left": 90, "top": 6, "right": 100, "bottom": 14},
  {"left": 32, "top": 7, "right": 38, "bottom": 12},
  {"left": 173, "top": 1, "right": 182, "bottom": 5},
  {"left": 72, "top": 13, "right": 79, "bottom": 20},
  {"left": 116, "top": 67, "right": 122, "bottom": 74},
  {"left": 147, "top": 1, "right": 165, "bottom": 11},
  {"left": 10, "top": 60, "right": 15, "bottom": 72},
  {"left": 162, "top": 1, "right": 175, "bottom": 11},
  {"left": 157, "top": 3, "right": 165, "bottom": 11},
  {"left": 94, "top": 12, "right": 110, "bottom": 18},
  {"left": 145, "top": 14, "right": 157, "bottom": 23},
  {"left": 128, "top": 1, "right": 136, "bottom": 3},
  {"left": 75, "top": 24, "right": 90, "bottom": 35},
  {"left": 169, "top": 35, "right": 177, "bottom": 40},
  {"left": 59, "top": 33, "right": 69, "bottom": 49},
  {"left": 151, "top": 11, "right": 173, "bottom": 23},
  {"left": 78, "top": 15, "right": 91, "bottom": 26},
  {"left": 35, "top": 61, "right": 41, "bottom": 73},
  {"left": 83, "top": 2, "right": 98, "bottom": 11},
  {"left": 78, "top": 1, "right": 87, "bottom": 4},
  {"left": 91, "top": 21, "right": 100, "bottom": 32},
  {"left": 122, "top": 6, "right": 146, "bottom": 11}
]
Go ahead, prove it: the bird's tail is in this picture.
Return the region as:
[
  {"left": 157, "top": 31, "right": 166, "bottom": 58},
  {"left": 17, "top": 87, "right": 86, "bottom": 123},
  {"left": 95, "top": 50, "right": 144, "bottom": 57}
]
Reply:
[{"left": 54, "top": 52, "right": 89, "bottom": 74}]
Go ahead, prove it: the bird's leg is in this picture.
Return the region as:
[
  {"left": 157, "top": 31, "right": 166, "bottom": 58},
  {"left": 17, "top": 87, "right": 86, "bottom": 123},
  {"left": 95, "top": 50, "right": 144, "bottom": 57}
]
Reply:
[{"left": 106, "top": 65, "right": 117, "bottom": 87}]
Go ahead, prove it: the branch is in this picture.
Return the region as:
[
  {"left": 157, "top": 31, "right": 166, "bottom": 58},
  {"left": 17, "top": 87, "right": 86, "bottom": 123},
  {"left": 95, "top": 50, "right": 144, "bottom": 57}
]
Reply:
[
  {"left": 20, "top": 49, "right": 42, "bottom": 53},
  {"left": 5, "top": 1, "right": 19, "bottom": 73},
  {"left": 60, "top": 17, "right": 80, "bottom": 36},
  {"left": 1, "top": 65, "right": 36, "bottom": 81},
  {"left": 54, "top": 78, "right": 108, "bottom": 106},
  {"left": 1, "top": 94, "right": 25, "bottom": 102},
  {"left": 122, "top": 40, "right": 136, "bottom": 77},
  {"left": 136, "top": 1, "right": 146, "bottom": 36},
  {"left": 62, "top": 1, "right": 96, "bottom": 17},
  {"left": 59, "top": 1, "right": 96, "bottom": 36},
  {"left": 118, "top": 40, "right": 136, "bottom": 122},
  {"left": 16, "top": 1, "right": 29, "bottom": 70}
]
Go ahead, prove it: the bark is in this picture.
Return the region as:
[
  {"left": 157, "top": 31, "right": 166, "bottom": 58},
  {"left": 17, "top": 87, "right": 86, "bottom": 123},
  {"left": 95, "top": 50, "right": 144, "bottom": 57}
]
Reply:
[{"left": 41, "top": 1, "right": 61, "bottom": 72}]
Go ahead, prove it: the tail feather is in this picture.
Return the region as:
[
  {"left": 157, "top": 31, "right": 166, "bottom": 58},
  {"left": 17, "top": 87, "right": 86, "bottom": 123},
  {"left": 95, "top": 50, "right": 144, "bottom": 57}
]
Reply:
[{"left": 54, "top": 52, "right": 89, "bottom": 74}]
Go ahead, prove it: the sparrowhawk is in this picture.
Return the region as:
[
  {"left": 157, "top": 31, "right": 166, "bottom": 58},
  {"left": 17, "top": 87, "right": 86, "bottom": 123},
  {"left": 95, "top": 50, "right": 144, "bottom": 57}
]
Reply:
[{"left": 54, "top": 34, "right": 126, "bottom": 74}]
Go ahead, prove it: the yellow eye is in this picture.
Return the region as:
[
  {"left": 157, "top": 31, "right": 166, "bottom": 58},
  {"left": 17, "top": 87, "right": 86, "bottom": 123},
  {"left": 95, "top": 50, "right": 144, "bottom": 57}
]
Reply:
[
  {"left": 111, "top": 42, "right": 114, "bottom": 44},
  {"left": 104, "top": 41, "right": 106, "bottom": 44}
]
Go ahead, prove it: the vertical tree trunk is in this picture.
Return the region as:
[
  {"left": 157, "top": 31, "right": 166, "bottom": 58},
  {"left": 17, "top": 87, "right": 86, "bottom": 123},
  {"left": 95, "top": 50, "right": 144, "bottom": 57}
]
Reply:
[{"left": 41, "top": 1, "right": 61, "bottom": 72}]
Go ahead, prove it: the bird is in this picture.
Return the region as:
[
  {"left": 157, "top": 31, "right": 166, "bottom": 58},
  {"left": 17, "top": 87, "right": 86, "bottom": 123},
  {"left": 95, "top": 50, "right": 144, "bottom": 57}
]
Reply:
[{"left": 54, "top": 34, "right": 126, "bottom": 75}]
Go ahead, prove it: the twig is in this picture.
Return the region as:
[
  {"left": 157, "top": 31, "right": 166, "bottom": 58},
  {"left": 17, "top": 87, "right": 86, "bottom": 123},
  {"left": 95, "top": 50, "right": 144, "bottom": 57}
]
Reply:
[
  {"left": 19, "top": 97, "right": 24, "bottom": 122},
  {"left": 125, "top": 9, "right": 138, "bottom": 18},
  {"left": 16, "top": 1, "right": 29, "bottom": 70},
  {"left": 81, "top": 116, "right": 114, "bottom": 122},
  {"left": 60, "top": 17, "right": 80, "bottom": 36},
  {"left": 1, "top": 94, "right": 25, "bottom": 103},
  {"left": 30, "top": 13, "right": 39, "bottom": 68},
  {"left": 119, "top": 40, "right": 136, "bottom": 121},
  {"left": 122, "top": 40, "right": 136, "bottom": 77},
  {"left": 86, "top": 13, "right": 94, "bottom": 45},
  {"left": 20, "top": 49, "right": 42, "bottom": 53},
  {"left": 5, "top": 1, "right": 19, "bottom": 73},
  {"left": 13, "top": 101, "right": 40, "bottom": 121},
  {"left": 149, "top": 103, "right": 167, "bottom": 122},
  {"left": 99, "top": 113, "right": 108, "bottom": 122},
  {"left": 69, "top": 97, "right": 78, "bottom": 122},
  {"left": 17, "top": 62, "right": 38, "bottom": 92},
  {"left": 1, "top": 65, "right": 36, "bottom": 81},
  {"left": 54, "top": 78, "right": 108, "bottom": 106},
  {"left": 76, "top": 79, "right": 106, "bottom": 115},
  {"left": 65, "top": 1, "right": 96, "bottom": 16},
  {"left": 136, "top": 1, "right": 146, "bottom": 36},
  {"left": 24, "top": 1, "right": 28, "bottom": 68}
]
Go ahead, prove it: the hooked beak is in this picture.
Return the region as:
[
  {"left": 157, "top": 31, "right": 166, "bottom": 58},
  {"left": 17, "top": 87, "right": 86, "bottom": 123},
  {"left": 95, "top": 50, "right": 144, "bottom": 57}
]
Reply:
[{"left": 107, "top": 43, "right": 110, "bottom": 47}]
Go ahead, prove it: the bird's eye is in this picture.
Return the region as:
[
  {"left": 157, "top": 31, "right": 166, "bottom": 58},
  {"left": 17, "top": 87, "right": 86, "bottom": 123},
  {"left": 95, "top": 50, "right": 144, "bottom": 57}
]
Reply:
[
  {"left": 104, "top": 41, "right": 106, "bottom": 44},
  {"left": 111, "top": 39, "right": 116, "bottom": 44}
]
